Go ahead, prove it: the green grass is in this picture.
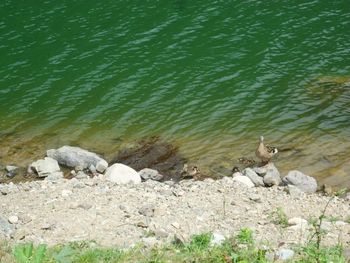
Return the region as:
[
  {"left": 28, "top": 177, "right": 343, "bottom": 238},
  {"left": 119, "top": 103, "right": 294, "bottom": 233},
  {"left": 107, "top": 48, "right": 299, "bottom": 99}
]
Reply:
[
  {"left": 269, "top": 207, "right": 288, "bottom": 228},
  {"left": 0, "top": 229, "right": 346, "bottom": 263}
]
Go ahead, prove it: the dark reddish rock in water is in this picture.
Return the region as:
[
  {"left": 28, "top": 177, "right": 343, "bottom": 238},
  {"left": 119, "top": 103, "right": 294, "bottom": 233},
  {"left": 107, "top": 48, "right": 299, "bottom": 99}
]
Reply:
[{"left": 111, "top": 137, "right": 187, "bottom": 181}]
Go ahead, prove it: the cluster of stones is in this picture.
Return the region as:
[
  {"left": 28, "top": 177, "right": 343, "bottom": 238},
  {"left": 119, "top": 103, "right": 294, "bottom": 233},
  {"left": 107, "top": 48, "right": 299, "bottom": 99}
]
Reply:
[
  {"left": 232, "top": 162, "right": 318, "bottom": 194},
  {"left": 1, "top": 145, "right": 163, "bottom": 185}
]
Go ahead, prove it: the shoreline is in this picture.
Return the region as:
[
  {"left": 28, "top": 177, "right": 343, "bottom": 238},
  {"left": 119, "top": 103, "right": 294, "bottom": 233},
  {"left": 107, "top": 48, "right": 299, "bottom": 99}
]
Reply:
[
  {"left": 0, "top": 144, "right": 350, "bottom": 261},
  {"left": 0, "top": 173, "right": 349, "bottom": 261},
  {"left": 1, "top": 136, "right": 350, "bottom": 189}
]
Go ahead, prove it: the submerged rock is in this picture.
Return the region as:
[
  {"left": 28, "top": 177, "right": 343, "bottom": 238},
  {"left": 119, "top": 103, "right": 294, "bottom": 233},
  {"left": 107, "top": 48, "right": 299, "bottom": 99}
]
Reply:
[
  {"left": 105, "top": 163, "right": 141, "bottom": 184},
  {"left": 112, "top": 137, "right": 187, "bottom": 181},
  {"left": 47, "top": 146, "right": 108, "bottom": 172},
  {"left": 283, "top": 170, "right": 317, "bottom": 193}
]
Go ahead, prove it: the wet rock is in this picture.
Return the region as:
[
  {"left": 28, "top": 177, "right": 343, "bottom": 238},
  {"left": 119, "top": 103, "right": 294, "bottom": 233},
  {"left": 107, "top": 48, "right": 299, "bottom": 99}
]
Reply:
[
  {"left": 112, "top": 137, "right": 187, "bottom": 181},
  {"left": 139, "top": 168, "right": 164, "bottom": 181},
  {"left": 232, "top": 175, "right": 254, "bottom": 188},
  {"left": 242, "top": 168, "right": 264, "bottom": 187},
  {"left": 5, "top": 165, "right": 18, "bottom": 178},
  {"left": 283, "top": 170, "right": 317, "bottom": 193},
  {"left": 30, "top": 157, "right": 62, "bottom": 178},
  {"left": 263, "top": 163, "right": 281, "bottom": 186},
  {"left": 47, "top": 145, "right": 108, "bottom": 171},
  {"left": 105, "top": 163, "right": 141, "bottom": 184}
]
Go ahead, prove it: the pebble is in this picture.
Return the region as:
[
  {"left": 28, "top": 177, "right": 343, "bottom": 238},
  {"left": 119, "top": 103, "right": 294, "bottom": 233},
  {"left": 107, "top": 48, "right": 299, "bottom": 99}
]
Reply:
[{"left": 8, "top": 215, "right": 19, "bottom": 224}]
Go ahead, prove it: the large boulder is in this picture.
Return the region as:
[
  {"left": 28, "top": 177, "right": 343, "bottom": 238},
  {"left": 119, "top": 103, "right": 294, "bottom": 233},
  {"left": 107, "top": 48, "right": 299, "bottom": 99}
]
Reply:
[
  {"left": 30, "top": 157, "right": 62, "bottom": 178},
  {"left": 242, "top": 168, "right": 264, "bottom": 187},
  {"left": 283, "top": 170, "right": 317, "bottom": 193},
  {"left": 105, "top": 163, "right": 141, "bottom": 184},
  {"left": 47, "top": 146, "right": 108, "bottom": 172}
]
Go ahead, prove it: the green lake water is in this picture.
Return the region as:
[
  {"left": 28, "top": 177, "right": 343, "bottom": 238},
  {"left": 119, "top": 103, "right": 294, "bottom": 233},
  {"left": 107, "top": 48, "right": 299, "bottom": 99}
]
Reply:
[{"left": 1, "top": 1, "right": 350, "bottom": 186}]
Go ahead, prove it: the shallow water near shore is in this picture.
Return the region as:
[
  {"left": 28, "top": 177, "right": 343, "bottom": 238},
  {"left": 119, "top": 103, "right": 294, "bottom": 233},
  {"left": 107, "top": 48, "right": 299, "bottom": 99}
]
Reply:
[{"left": 1, "top": 1, "right": 350, "bottom": 186}]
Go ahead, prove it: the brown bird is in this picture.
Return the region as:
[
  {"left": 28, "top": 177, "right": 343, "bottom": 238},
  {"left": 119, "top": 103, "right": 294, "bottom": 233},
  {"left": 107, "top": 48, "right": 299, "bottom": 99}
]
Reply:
[
  {"left": 255, "top": 136, "right": 278, "bottom": 164},
  {"left": 181, "top": 164, "right": 200, "bottom": 180}
]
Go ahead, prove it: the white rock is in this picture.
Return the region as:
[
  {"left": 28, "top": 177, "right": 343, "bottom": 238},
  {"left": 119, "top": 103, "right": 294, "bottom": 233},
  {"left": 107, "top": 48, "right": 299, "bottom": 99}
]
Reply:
[
  {"left": 105, "top": 163, "right": 141, "bottom": 184},
  {"left": 30, "top": 157, "right": 62, "bottom": 178},
  {"left": 232, "top": 171, "right": 243, "bottom": 177},
  {"left": 47, "top": 146, "right": 108, "bottom": 170},
  {"left": 288, "top": 217, "right": 308, "bottom": 226},
  {"left": 232, "top": 175, "right": 255, "bottom": 188},
  {"left": 276, "top": 248, "right": 295, "bottom": 261},
  {"left": 5, "top": 166, "right": 18, "bottom": 172},
  {"left": 96, "top": 160, "right": 108, "bottom": 173},
  {"left": 210, "top": 233, "right": 225, "bottom": 246},
  {"left": 288, "top": 217, "right": 308, "bottom": 231},
  {"left": 61, "top": 190, "right": 73, "bottom": 197},
  {"left": 8, "top": 215, "right": 18, "bottom": 224}
]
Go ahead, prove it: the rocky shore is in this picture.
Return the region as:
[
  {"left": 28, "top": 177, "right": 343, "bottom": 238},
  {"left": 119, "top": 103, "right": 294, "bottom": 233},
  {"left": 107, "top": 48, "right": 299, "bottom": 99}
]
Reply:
[{"left": 1, "top": 143, "right": 350, "bottom": 261}]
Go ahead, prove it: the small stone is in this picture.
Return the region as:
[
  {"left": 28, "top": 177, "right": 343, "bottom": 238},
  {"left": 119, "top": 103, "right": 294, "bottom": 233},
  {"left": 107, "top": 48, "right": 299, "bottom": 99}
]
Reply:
[
  {"left": 89, "top": 164, "right": 97, "bottom": 174},
  {"left": 5, "top": 165, "right": 18, "bottom": 173},
  {"left": 249, "top": 194, "right": 261, "bottom": 202},
  {"left": 171, "top": 222, "right": 180, "bottom": 229},
  {"left": 96, "top": 160, "right": 108, "bottom": 173},
  {"left": 276, "top": 248, "right": 295, "bottom": 261},
  {"left": 243, "top": 168, "right": 264, "bottom": 187},
  {"left": 139, "top": 168, "right": 164, "bottom": 181},
  {"left": 105, "top": 163, "right": 141, "bottom": 184},
  {"left": 61, "top": 189, "right": 72, "bottom": 197},
  {"left": 210, "top": 233, "right": 225, "bottom": 246},
  {"left": 75, "top": 171, "right": 88, "bottom": 179},
  {"left": 41, "top": 223, "right": 53, "bottom": 230},
  {"left": 172, "top": 189, "right": 185, "bottom": 197},
  {"left": 8, "top": 215, "right": 19, "bottom": 224},
  {"left": 288, "top": 217, "right": 307, "bottom": 226},
  {"left": 154, "top": 228, "right": 169, "bottom": 238},
  {"left": 232, "top": 175, "right": 255, "bottom": 188},
  {"left": 78, "top": 203, "right": 93, "bottom": 210},
  {"left": 138, "top": 204, "right": 155, "bottom": 217},
  {"left": 286, "top": 185, "right": 304, "bottom": 198},
  {"left": 136, "top": 221, "right": 148, "bottom": 228},
  {"left": 142, "top": 236, "right": 158, "bottom": 247}
]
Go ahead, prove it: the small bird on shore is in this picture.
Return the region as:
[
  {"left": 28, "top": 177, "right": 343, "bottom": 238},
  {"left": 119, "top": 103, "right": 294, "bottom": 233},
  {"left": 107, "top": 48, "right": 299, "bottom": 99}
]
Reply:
[
  {"left": 181, "top": 164, "right": 200, "bottom": 180},
  {"left": 255, "top": 136, "right": 278, "bottom": 164}
]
